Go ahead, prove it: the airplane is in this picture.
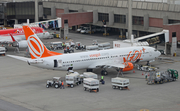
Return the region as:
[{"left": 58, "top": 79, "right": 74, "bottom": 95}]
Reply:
[
  {"left": 7, "top": 26, "right": 161, "bottom": 75},
  {"left": 0, "top": 27, "right": 50, "bottom": 51}
]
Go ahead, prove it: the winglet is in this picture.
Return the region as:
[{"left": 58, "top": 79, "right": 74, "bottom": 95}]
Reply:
[
  {"left": 23, "top": 26, "right": 62, "bottom": 59},
  {"left": 9, "top": 33, "right": 16, "bottom": 42}
]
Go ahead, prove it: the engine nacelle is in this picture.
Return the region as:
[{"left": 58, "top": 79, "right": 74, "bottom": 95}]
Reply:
[{"left": 123, "top": 62, "right": 134, "bottom": 72}]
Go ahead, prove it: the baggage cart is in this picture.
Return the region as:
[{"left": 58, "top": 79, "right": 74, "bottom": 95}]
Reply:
[
  {"left": 111, "top": 77, "right": 129, "bottom": 90},
  {"left": 66, "top": 73, "right": 81, "bottom": 88},
  {"left": 83, "top": 72, "right": 98, "bottom": 79},
  {"left": 83, "top": 78, "right": 99, "bottom": 92}
]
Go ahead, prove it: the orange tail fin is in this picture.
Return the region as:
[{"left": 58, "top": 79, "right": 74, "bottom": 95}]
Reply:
[{"left": 23, "top": 26, "right": 62, "bottom": 59}]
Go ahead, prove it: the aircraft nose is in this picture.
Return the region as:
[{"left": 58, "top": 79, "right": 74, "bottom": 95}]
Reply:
[{"left": 157, "top": 50, "right": 161, "bottom": 57}]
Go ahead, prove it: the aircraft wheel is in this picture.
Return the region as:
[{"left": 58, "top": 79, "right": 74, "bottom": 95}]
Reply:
[
  {"left": 46, "top": 84, "right": 49, "bottom": 88},
  {"left": 104, "top": 71, "right": 108, "bottom": 75}
]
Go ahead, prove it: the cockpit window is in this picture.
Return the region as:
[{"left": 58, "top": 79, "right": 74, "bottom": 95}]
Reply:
[{"left": 154, "top": 49, "right": 157, "bottom": 51}]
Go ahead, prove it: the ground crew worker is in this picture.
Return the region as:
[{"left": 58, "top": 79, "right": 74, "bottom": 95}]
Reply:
[
  {"left": 62, "top": 42, "right": 66, "bottom": 49},
  {"left": 60, "top": 81, "right": 65, "bottom": 89},
  {"left": 145, "top": 73, "right": 148, "bottom": 81},
  {"left": 100, "top": 76, "right": 104, "bottom": 82}
]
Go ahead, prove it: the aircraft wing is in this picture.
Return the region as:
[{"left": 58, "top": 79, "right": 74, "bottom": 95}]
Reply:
[
  {"left": 7, "top": 55, "right": 31, "bottom": 62},
  {"left": 88, "top": 57, "right": 125, "bottom": 69}
]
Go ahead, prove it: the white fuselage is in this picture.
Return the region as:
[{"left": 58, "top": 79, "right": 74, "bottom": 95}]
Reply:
[{"left": 30, "top": 46, "right": 161, "bottom": 71}]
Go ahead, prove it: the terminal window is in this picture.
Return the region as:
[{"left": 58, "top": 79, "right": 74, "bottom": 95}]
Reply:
[
  {"left": 98, "top": 13, "right": 109, "bottom": 22},
  {"left": 169, "top": 19, "right": 180, "bottom": 24},
  {"left": 114, "top": 14, "right": 126, "bottom": 23},
  {"left": 133, "top": 16, "right": 144, "bottom": 26}
]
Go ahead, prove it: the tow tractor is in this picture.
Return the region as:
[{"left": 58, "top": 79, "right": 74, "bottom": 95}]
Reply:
[
  {"left": 167, "top": 69, "right": 178, "bottom": 81},
  {"left": 64, "top": 45, "right": 74, "bottom": 53},
  {"left": 46, "top": 77, "right": 62, "bottom": 88},
  {"left": 75, "top": 42, "right": 86, "bottom": 50}
]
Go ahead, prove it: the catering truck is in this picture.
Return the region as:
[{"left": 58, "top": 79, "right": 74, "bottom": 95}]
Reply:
[
  {"left": 83, "top": 78, "right": 99, "bottom": 92},
  {"left": 111, "top": 77, "right": 130, "bottom": 90}
]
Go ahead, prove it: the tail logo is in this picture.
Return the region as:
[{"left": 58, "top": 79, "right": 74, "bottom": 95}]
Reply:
[{"left": 27, "top": 34, "right": 44, "bottom": 58}]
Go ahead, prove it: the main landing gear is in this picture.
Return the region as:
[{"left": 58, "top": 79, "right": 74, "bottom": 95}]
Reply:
[{"left": 101, "top": 70, "right": 108, "bottom": 75}]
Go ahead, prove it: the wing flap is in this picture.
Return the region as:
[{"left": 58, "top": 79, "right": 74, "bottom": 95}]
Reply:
[{"left": 88, "top": 62, "right": 125, "bottom": 69}]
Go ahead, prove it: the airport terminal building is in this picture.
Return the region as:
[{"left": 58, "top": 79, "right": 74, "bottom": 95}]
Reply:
[{"left": 1, "top": 0, "right": 180, "bottom": 44}]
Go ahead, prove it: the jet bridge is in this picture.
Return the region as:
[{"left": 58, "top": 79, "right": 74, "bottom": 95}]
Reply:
[{"left": 123, "top": 30, "right": 171, "bottom": 55}]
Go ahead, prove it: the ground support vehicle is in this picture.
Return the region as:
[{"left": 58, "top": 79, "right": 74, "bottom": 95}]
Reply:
[
  {"left": 83, "top": 72, "right": 98, "bottom": 79},
  {"left": 147, "top": 70, "right": 178, "bottom": 85},
  {"left": 66, "top": 73, "right": 81, "bottom": 88},
  {"left": 75, "top": 42, "right": 86, "bottom": 50},
  {"left": 147, "top": 71, "right": 165, "bottom": 85},
  {"left": 83, "top": 78, "right": 99, "bottom": 93},
  {"left": 98, "top": 42, "right": 110, "bottom": 50},
  {"left": 46, "top": 77, "right": 62, "bottom": 89},
  {"left": 136, "top": 64, "right": 157, "bottom": 72},
  {"left": 111, "top": 77, "right": 130, "bottom": 90},
  {"left": 167, "top": 69, "right": 178, "bottom": 81},
  {"left": 86, "top": 45, "right": 99, "bottom": 51},
  {"left": 50, "top": 41, "right": 63, "bottom": 50},
  {"left": 0, "top": 47, "right": 6, "bottom": 56},
  {"left": 92, "top": 40, "right": 98, "bottom": 45},
  {"left": 65, "top": 39, "right": 75, "bottom": 48},
  {"left": 64, "top": 45, "right": 74, "bottom": 53}
]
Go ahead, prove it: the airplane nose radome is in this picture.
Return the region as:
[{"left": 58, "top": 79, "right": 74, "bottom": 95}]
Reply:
[{"left": 158, "top": 51, "right": 161, "bottom": 56}]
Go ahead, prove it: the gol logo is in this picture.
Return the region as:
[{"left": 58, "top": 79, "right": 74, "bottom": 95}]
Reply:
[
  {"left": 27, "top": 34, "right": 44, "bottom": 58},
  {"left": 127, "top": 49, "right": 143, "bottom": 62}
]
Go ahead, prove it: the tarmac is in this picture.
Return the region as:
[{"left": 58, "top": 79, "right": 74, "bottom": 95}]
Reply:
[{"left": 0, "top": 31, "right": 180, "bottom": 111}]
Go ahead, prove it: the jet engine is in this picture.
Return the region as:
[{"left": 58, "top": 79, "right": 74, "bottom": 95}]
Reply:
[
  {"left": 123, "top": 62, "right": 134, "bottom": 72},
  {"left": 12, "top": 40, "right": 28, "bottom": 48}
]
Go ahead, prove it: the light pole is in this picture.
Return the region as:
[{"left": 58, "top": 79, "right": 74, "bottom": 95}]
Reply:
[{"left": 128, "top": 0, "right": 133, "bottom": 46}]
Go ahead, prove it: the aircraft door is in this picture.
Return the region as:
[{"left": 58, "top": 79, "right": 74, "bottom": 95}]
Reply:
[
  {"left": 54, "top": 59, "right": 62, "bottom": 68},
  {"left": 54, "top": 60, "right": 58, "bottom": 67}
]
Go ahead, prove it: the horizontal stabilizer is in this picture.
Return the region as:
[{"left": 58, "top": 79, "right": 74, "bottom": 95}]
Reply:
[{"left": 7, "top": 55, "right": 31, "bottom": 62}]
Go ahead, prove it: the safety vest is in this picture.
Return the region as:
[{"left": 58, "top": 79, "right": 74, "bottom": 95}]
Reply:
[
  {"left": 62, "top": 82, "right": 64, "bottom": 85},
  {"left": 101, "top": 76, "right": 104, "bottom": 79}
]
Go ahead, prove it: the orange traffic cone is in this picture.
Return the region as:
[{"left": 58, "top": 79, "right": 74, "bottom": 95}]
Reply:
[{"left": 133, "top": 70, "right": 135, "bottom": 73}]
